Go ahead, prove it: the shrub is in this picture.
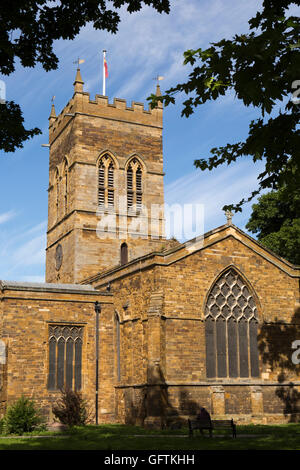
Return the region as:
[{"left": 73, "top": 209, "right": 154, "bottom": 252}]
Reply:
[
  {"left": 2, "top": 396, "right": 46, "bottom": 435},
  {"left": 52, "top": 388, "right": 88, "bottom": 427}
]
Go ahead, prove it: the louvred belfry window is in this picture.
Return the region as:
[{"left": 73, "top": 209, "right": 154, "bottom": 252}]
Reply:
[
  {"left": 205, "top": 268, "right": 259, "bottom": 379},
  {"left": 55, "top": 169, "right": 59, "bottom": 220},
  {"left": 98, "top": 162, "right": 105, "bottom": 206},
  {"left": 98, "top": 155, "right": 115, "bottom": 209},
  {"left": 108, "top": 162, "right": 114, "bottom": 188},
  {"left": 63, "top": 159, "right": 68, "bottom": 215},
  {"left": 127, "top": 158, "right": 143, "bottom": 212},
  {"left": 127, "top": 166, "right": 133, "bottom": 210},
  {"left": 136, "top": 167, "right": 142, "bottom": 211},
  {"left": 48, "top": 325, "right": 83, "bottom": 391}
]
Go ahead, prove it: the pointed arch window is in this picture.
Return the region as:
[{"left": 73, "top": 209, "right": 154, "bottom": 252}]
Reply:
[
  {"left": 107, "top": 161, "right": 114, "bottom": 208},
  {"left": 98, "top": 161, "right": 105, "bottom": 206},
  {"left": 136, "top": 167, "right": 142, "bottom": 212},
  {"left": 205, "top": 268, "right": 259, "bottom": 379},
  {"left": 127, "top": 166, "right": 133, "bottom": 210},
  {"left": 126, "top": 158, "right": 143, "bottom": 212},
  {"left": 55, "top": 168, "right": 59, "bottom": 221},
  {"left": 120, "top": 242, "right": 128, "bottom": 265},
  {"left": 98, "top": 154, "right": 115, "bottom": 209},
  {"left": 63, "top": 159, "right": 68, "bottom": 215},
  {"left": 48, "top": 325, "right": 83, "bottom": 391}
]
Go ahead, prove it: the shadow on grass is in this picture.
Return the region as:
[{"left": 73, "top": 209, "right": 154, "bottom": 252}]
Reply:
[{"left": 0, "top": 423, "right": 300, "bottom": 451}]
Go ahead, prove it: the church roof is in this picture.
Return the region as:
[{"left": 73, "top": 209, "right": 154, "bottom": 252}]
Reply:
[
  {"left": 82, "top": 223, "right": 300, "bottom": 288},
  {"left": 0, "top": 280, "right": 102, "bottom": 295}
]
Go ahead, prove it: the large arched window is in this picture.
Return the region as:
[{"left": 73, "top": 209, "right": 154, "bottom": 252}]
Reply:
[
  {"left": 205, "top": 268, "right": 259, "bottom": 379},
  {"left": 98, "top": 154, "right": 115, "bottom": 209},
  {"left": 126, "top": 158, "right": 143, "bottom": 212},
  {"left": 48, "top": 325, "right": 83, "bottom": 391}
]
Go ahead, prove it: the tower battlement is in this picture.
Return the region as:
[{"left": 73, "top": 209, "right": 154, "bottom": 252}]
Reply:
[{"left": 49, "top": 70, "right": 163, "bottom": 145}]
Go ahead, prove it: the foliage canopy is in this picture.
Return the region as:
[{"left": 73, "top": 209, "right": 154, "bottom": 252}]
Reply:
[
  {"left": 246, "top": 187, "right": 300, "bottom": 265},
  {"left": 0, "top": 0, "right": 170, "bottom": 152},
  {"left": 149, "top": 0, "right": 300, "bottom": 212}
]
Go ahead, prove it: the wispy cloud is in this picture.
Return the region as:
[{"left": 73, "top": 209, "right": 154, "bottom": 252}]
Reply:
[
  {"left": 42, "top": 0, "right": 263, "bottom": 104},
  {"left": 0, "top": 210, "right": 16, "bottom": 225},
  {"left": 165, "top": 158, "right": 266, "bottom": 239},
  {"left": 10, "top": 233, "right": 46, "bottom": 268},
  {"left": 0, "top": 0, "right": 269, "bottom": 280},
  {"left": 0, "top": 220, "right": 46, "bottom": 281}
]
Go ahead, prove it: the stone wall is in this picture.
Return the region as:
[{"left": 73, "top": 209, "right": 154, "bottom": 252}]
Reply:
[
  {"left": 92, "top": 225, "right": 300, "bottom": 426},
  {"left": 0, "top": 282, "right": 115, "bottom": 423},
  {"left": 1, "top": 224, "right": 299, "bottom": 426}
]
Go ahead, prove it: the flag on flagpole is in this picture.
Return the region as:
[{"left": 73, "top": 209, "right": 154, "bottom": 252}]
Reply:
[
  {"left": 103, "top": 50, "right": 108, "bottom": 95},
  {"left": 104, "top": 57, "right": 108, "bottom": 78}
]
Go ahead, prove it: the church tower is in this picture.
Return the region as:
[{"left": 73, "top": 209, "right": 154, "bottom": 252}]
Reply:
[{"left": 45, "top": 68, "right": 166, "bottom": 284}]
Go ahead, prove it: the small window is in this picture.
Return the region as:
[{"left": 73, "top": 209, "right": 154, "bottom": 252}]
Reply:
[{"left": 120, "top": 243, "right": 128, "bottom": 265}]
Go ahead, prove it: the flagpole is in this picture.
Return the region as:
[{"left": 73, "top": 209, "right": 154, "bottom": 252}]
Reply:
[{"left": 103, "top": 50, "right": 106, "bottom": 96}]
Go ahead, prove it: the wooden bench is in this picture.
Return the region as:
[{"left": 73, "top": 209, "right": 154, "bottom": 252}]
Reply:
[{"left": 188, "top": 418, "right": 237, "bottom": 438}]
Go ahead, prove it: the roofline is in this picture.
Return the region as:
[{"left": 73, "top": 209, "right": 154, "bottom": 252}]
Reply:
[
  {"left": 226, "top": 224, "right": 299, "bottom": 269},
  {"left": 81, "top": 223, "right": 300, "bottom": 286},
  {"left": 0, "top": 280, "right": 112, "bottom": 296}
]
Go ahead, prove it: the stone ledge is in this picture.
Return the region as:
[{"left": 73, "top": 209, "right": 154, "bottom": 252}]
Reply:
[
  {"left": 115, "top": 381, "right": 300, "bottom": 388},
  {"left": 0, "top": 280, "right": 109, "bottom": 296}
]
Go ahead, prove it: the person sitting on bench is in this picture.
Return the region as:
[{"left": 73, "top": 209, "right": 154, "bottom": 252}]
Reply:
[{"left": 196, "top": 407, "right": 212, "bottom": 437}]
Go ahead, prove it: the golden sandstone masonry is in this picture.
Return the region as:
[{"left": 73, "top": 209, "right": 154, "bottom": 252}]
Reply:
[
  {"left": 0, "top": 68, "right": 300, "bottom": 426},
  {"left": 46, "top": 68, "right": 166, "bottom": 284}
]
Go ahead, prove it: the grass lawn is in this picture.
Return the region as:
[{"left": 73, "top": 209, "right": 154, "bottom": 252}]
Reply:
[{"left": 0, "top": 423, "right": 299, "bottom": 450}]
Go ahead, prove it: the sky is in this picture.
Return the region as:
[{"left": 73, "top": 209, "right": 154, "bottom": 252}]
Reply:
[{"left": 0, "top": 0, "right": 273, "bottom": 282}]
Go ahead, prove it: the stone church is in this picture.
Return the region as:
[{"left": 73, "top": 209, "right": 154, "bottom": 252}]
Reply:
[{"left": 0, "top": 68, "right": 299, "bottom": 427}]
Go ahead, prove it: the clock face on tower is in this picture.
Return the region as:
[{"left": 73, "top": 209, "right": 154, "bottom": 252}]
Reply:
[{"left": 55, "top": 244, "right": 63, "bottom": 271}]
